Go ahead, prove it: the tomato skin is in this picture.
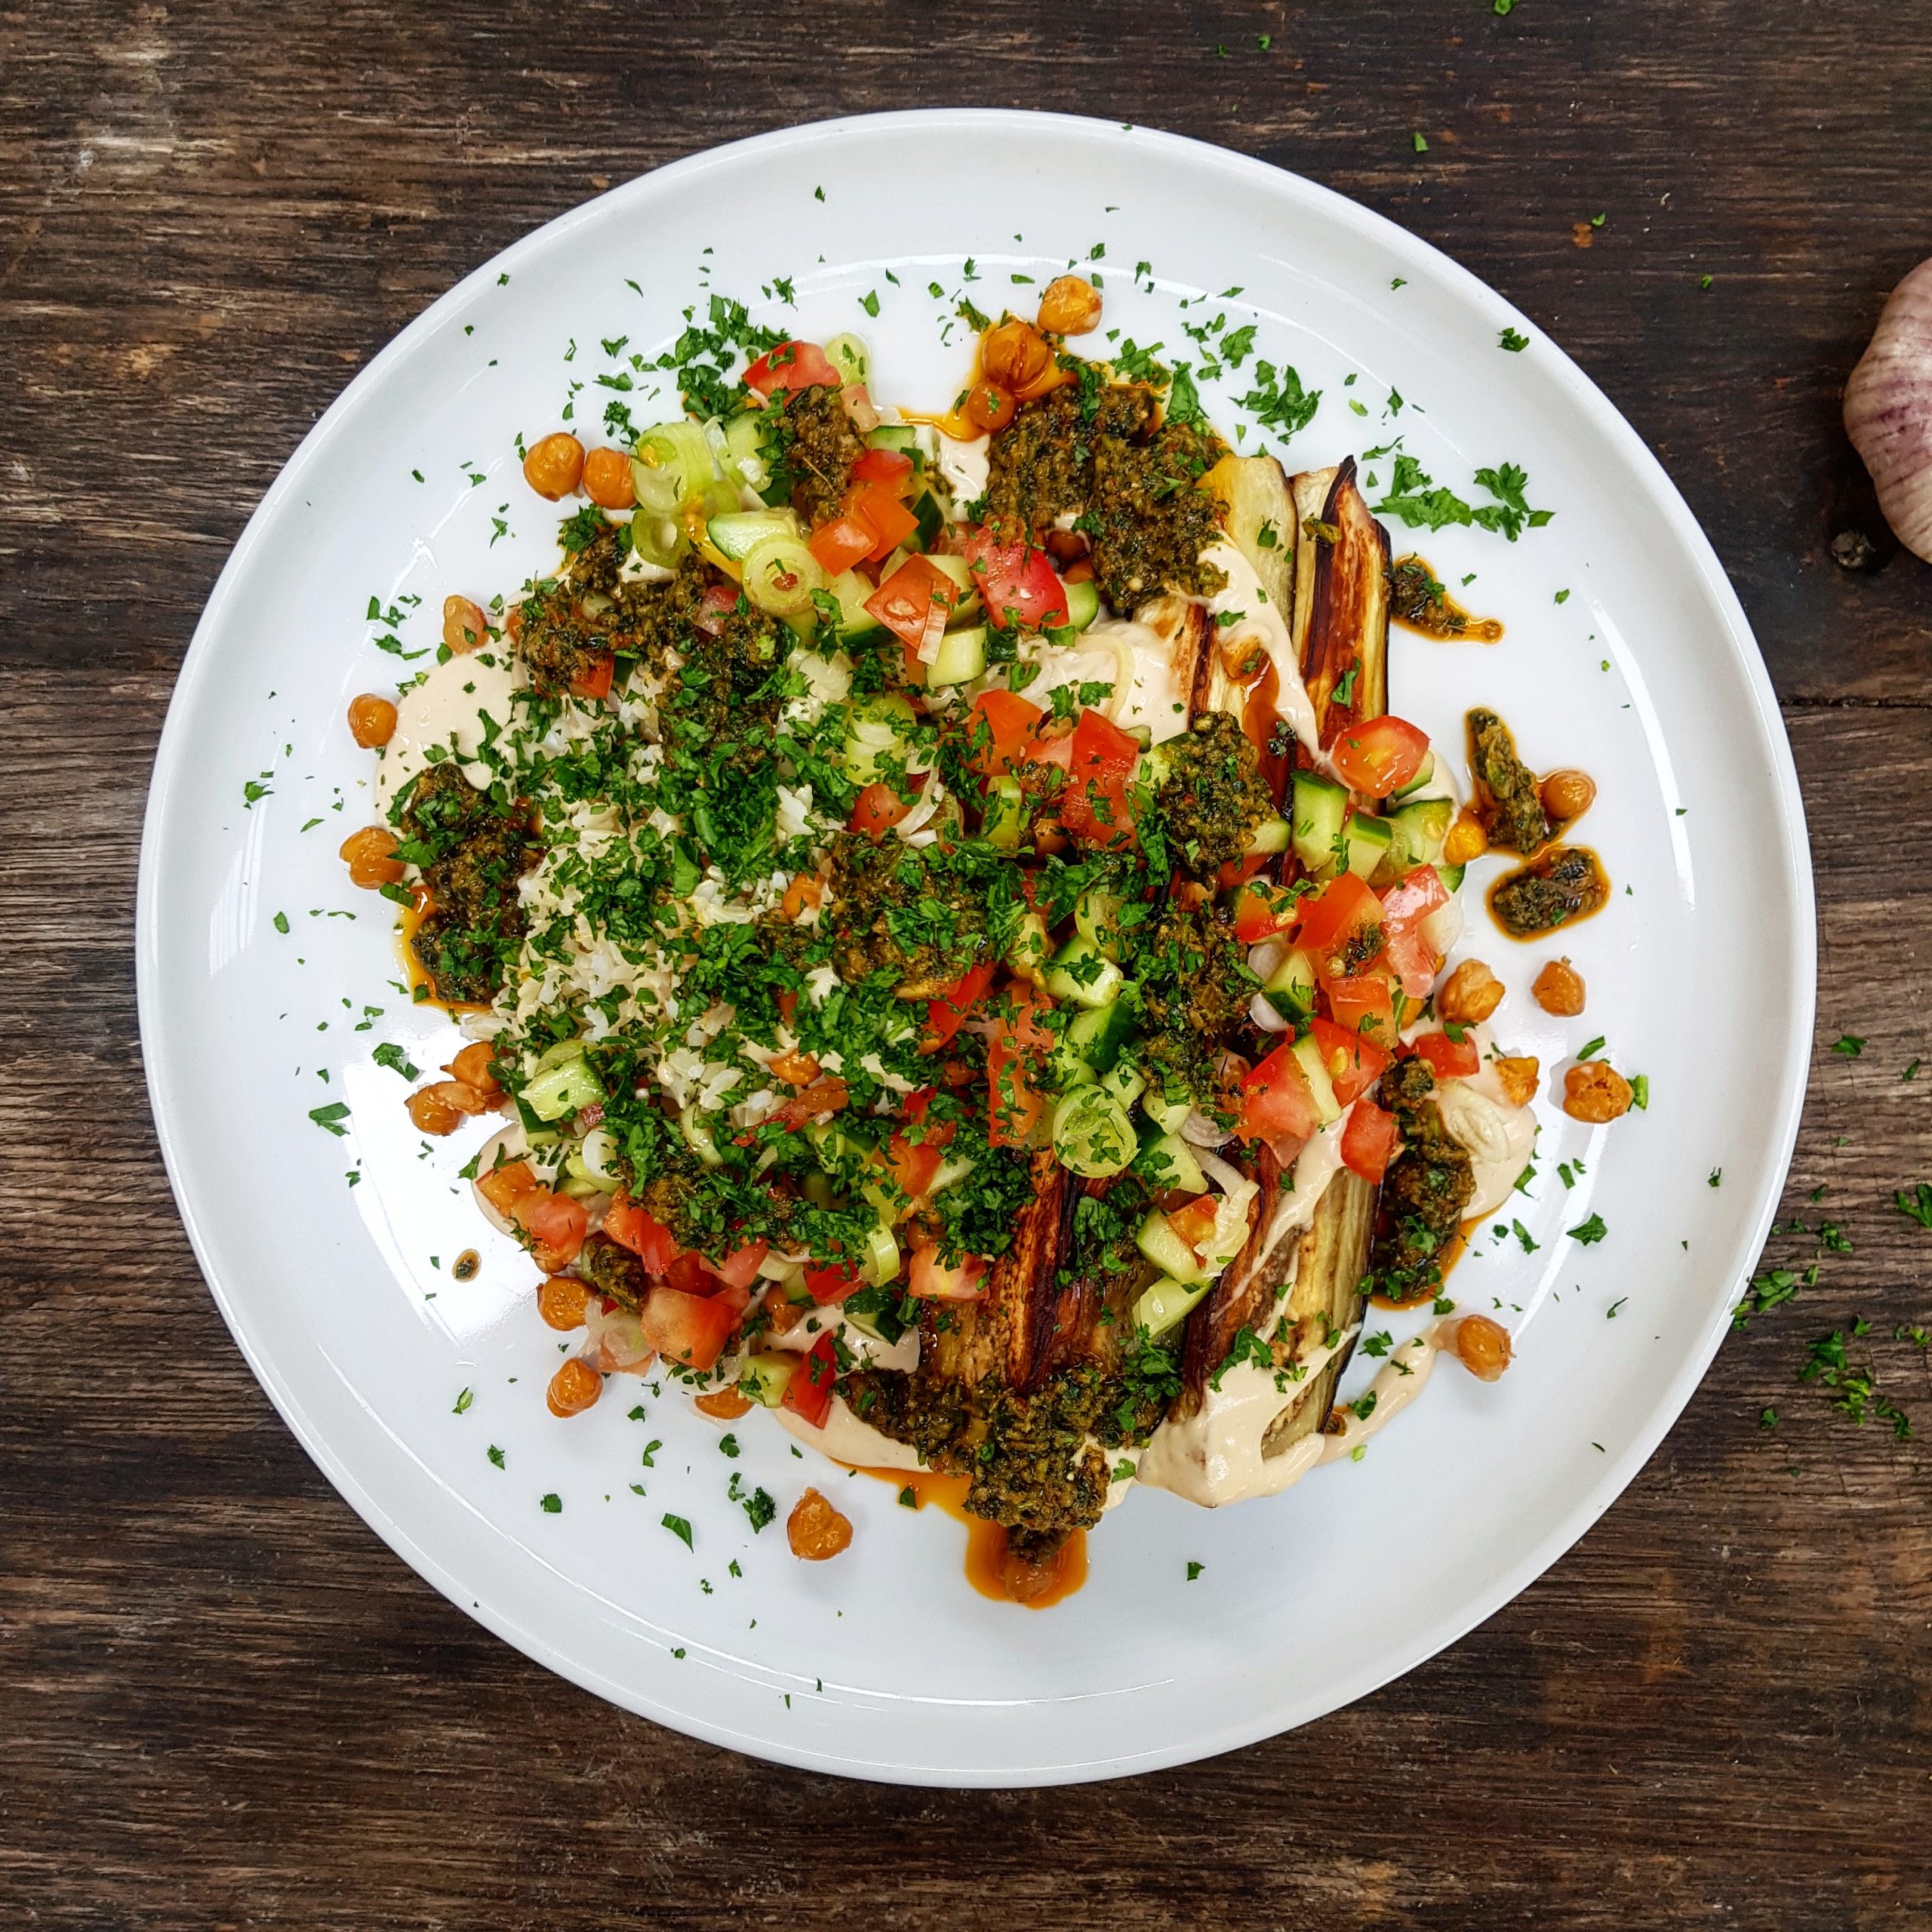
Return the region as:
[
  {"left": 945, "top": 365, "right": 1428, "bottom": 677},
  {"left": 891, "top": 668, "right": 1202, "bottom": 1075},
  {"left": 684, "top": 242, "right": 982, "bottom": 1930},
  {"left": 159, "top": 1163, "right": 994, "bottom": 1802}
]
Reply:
[
  {"left": 637, "top": 1285, "right": 739, "bottom": 1371},
  {"left": 711, "top": 1238, "right": 769, "bottom": 1294},
  {"left": 1330, "top": 714, "right": 1430, "bottom": 798},
  {"left": 863, "top": 554, "right": 953, "bottom": 650},
  {"left": 844, "top": 481, "right": 919, "bottom": 561},
  {"left": 512, "top": 1187, "right": 588, "bottom": 1269},
  {"left": 1239, "top": 1040, "right": 1323, "bottom": 1143},
  {"left": 1296, "top": 871, "right": 1383, "bottom": 964},
  {"left": 1340, "top": 1097, "right": 1400, "bottom": 1183},
  {"left": 1324, "top": 971, "right": 1398, "bottom": 1043},
  {"left": 1059, "top": 706, "right": 1141, "bottom": 849},
  {"left": 1231, "top": 879, "right": 1304, "bottom": 944},
  {"left": 1309, "top": 1016, "right": 1391, "bottom": 1107},
  {"left": 605, "top": 1195, "right": 681, "bottom": 1275},
  {"left": 663, "top": 1251, "right": 715, "bottom": 1296},
  {"left": 964, "top": 689, "right": 1051, "bottom": 775},
  {"left": 1378, "top": 865, "right": 1451, "bottom": 1000},
  {"left": 908, "top": 1244, "right": 987, "bottom": 1300},
  {"left": 1412, "top": 1029, "right": 1480, "bottom": 1080},
  {"left": 803, "top": 1262, "right": 863, "bottom": 1306},
  {"left": 955, "top": 528, "right": 1070, "bottom": 631},
  {"left": 851, "top": 445, "right": 915, "bottom": 488},
  {"left": 783, "top": 1333, "right": 839, "bottom": 1426},
  {"left": 569, "top": 652, "right": 614, "bottom": 702},
  {"left": 921, "top": 958, "right": 995, "bottom": 1054},
  {"left": 743, "top": 339, "right": 841, "bottom": 396},
  {"left": 850, "top": 781, "right": 916, "bottom": 839},
  {"left": 808, "top": 513, "right": 875, "bottom": 576}
]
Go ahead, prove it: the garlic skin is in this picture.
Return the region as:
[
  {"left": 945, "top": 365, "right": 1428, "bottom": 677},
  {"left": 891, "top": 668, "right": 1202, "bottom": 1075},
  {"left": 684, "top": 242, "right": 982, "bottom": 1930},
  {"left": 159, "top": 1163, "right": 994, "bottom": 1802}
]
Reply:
[{"left": 1845, "top": 257, "right": 1932, "bottom": 564}]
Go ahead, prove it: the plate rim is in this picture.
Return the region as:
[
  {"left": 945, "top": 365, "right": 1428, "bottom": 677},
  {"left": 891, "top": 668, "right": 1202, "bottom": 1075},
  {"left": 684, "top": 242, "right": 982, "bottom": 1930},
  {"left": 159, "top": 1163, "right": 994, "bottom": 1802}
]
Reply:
[{"left": 136, "top": 106, "right": 1817, "bottom": 1786}]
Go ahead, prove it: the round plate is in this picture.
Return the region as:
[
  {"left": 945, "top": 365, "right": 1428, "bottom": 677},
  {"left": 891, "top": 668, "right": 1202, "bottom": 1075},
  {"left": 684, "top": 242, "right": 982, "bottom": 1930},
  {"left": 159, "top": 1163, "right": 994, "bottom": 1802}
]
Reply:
[{"left": 137, "top": 110, "right": 1814, "bottom": 1786}]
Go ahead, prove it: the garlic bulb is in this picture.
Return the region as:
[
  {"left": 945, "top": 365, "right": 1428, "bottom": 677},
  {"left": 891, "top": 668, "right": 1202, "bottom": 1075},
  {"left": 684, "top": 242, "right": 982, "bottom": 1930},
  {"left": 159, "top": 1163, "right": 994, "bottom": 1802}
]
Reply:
[{"left": 1844, "top": 257, "right": 1932, "bottom": 563}]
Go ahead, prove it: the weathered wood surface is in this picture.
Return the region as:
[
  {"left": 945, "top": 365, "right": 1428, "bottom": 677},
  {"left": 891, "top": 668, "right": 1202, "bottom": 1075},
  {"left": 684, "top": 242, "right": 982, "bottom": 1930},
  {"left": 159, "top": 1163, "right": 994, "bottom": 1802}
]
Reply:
[{"left": 3, "top": 2, "right": 1930, "bottom": 1926}]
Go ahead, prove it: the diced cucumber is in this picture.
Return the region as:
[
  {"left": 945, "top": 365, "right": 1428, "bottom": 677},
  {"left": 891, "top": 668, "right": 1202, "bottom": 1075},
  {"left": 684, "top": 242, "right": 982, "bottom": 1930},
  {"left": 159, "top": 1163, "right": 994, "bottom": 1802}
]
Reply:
[
  {"left": 920, "top": 551, "right": 983, "bottom": 624},
  {"left": 1137, "top": 1131, "right": 1208, "bottom": 1195},
  {"left": 911, "top": 491, "right": 945, "bottom": 552},
  {"left": 1134, "top": 1275, "right": 1212, "bottom": 1340},
  {"left": 1063, "top": 578, "right": 1101, "bottom": 632},
  {"left": 823, "top": 332, "right": 869, "bottom": 386},
  {"left": 1342, "top": 812, "right": 1395, "bottom": 881},
  {"left": 927, "top": 624, "right": 988, "bottom": 688},
  {"left": 842, "top": 692, "right": 917, "bottom": 783},
  {"left": 928, "top": 1152, "right": 975, "bottom": 1194},
  {"left": 1051, "top": 1088, "right": 1137, "bottom": 1177},
  {"left": 1292, "top": 771, "right": 1350, "bottom": 875},
  {"left": 1045, "top": 933, "right": 1124, "bottom": 1009},
  {"left": 1052, "top": 995, "right": 1138, "bottom": 1088},
  {"left": 1005, "top": 909, "right": 1051, "bottom": 983},
  {"left": 1437, "top": 862, "right": 1466, "bottom": 893},
  {"left": 1135, "top": 1210, "right": 1208, "bottom": 1284},
  {"left": 866, "top": 424, "right": 919, "bottom": 456},
  {"left": 1245, "top": 814, "right": 1293, "bottom": 856},
  {"left": 1075, "top": 886, "right": 1128, "bottom": 961},
  {"left": 1386, "top": 796, "right": 1454, "bottom": 874},
  {"left": 829, "top": 568, "right": 881, "bottom": 635},
  {"left": 1143, "top": 1083, "right": 1193, "bottom": 1134},
  {"left": 860, "top": 1222, "right": 901, "bottom": 1287},
  {"left": 1389, "top": 749, "right": 1436, "bottom": 800},
  {"left": 983, "top": 775, "right": 1026, "bottom": 851},
  {"left": 1289, "top": 1033, "right": 1342, "bottom": 1126},
  {"left": 524, "top": 1052, "right": 604, "bottom": 1123},
  {"left": 706, "top": 508, "right": 798, "bottom": 564},
  {"left": 1100, "top": 1058, "right": 1148, "bottom": 1109},
  {"left": 558, "top": 1174, "right": 607, "bottom": 1201},
  {"left": 1263, "top": 946, "right": 1318, "bottom": 1021},
  {"left": 738, "top": 1354, "right": 795, "bottom": 1408}
]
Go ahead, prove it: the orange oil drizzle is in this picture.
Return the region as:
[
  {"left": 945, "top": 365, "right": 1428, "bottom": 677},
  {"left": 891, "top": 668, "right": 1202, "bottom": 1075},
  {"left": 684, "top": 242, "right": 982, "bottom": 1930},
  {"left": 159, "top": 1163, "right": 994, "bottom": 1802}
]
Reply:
[
  {"left": 397, "top": 895, "right": 490, "bottom": 1016},
  {"left": 862, "top": 1467, "right": 1089, "bottom": 1608}
]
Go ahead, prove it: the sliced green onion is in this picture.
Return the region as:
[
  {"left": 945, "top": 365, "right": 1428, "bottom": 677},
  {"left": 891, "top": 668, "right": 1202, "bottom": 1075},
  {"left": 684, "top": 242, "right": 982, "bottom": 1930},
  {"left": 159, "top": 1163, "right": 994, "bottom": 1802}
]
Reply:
[
  {"left": 1052, "top": 1088, "right": 1137, "bottom": 1177},
  {"left": 861, "top": 1222, "right": 902, "bottom": 1287},
  {"left": 741, "top": 533, "right": 826, "bottom": 619},
  {"left": 823, "top": 332, "right": 870, "bottom": 386},
  {"left": 679, "top": 1104, "right": 724, "bottom": 1168}
]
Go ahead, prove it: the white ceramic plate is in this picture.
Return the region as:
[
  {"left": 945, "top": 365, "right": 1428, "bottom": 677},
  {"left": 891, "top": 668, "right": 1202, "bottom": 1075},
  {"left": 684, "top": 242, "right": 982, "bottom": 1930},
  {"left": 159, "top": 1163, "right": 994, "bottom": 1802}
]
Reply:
[{"left": 138, "top": 110, "right": 1814, "bottom": 1786}]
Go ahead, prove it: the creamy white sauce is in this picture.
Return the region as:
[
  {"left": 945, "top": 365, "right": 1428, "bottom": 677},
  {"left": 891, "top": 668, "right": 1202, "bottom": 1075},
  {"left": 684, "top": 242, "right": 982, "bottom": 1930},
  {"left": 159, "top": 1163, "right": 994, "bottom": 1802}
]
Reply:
[
  {"left": 1082, "top": 618, "right": 1192, "bottom": 743},
  {"left": 768, "top": 1306, "right": 920, "bottom": 1374},
  {"left": 1316, "top": 1328, "right": 1441, "bottom": 1463},
  {"left": 1435, "top": 1079, "right": 1538, "bottom": 1221},
  {"left": 774, "top": 1395, "right": 927, "bottom": 1470},
  {"left": 933, "top": 430, "right": 989, "bottom": 509},
  {"left": 376, "top": 648, "right": 522, "bottom": 812}
]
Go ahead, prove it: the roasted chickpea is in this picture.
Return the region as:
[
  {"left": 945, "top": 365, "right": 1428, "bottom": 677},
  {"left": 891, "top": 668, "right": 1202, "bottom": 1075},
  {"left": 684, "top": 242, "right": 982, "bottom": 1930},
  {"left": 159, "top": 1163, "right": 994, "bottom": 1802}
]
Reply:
[
  {"left": 694, "top": 1386, "right": 753, "bottom": 1421},
  {"left": 340, "top": 825, "right": 405, "bottom": 889},
  {"left": 522, "top": 431, "right": 585, "bottom": 500},
  {"left": 1494, "top": 1055, "right": 1540, "bottom": 1109},
  {"left": 786, "top": 1487, "right": 853, "bottom": 1561},
  {"left": 1042, "top": 528, "right": 1089, "bottom": 567},
  {"left": 760, "top": 1284, "right": 805, "bottom": 1336},
  {"left": 346, "top": 693, "right": 398, "bottom": 748},
  {"left": 1450, "top": 1312, "right": 1513, "bottom": 1382},
  {"left": 1442, "top": 807, "right": 1489, "bottom": 868},
  {"left": 537, "top": 1275, "right": 590, "bottom": 1331},
  {"left": 962, "top": 380, "right": 1017, "bottom": 435},
  {"left": 981, "top": 318, "right": 1053, "bottom": 392},
  {"left": 780, "top": 872, "right": 826, "bottom": 922},
  {"left": 1001, "top": 1543, "right": 1063, "bottom": 1604},
  {"left": 476, "top": 1158, "right": 537, "bottom": 1217},
  {"left": 406, "top": 1083, "right": 466, "bottom": 1137},
  {"left": 442, "top": 594, "right": 488, "bottom": 655},
  {"left": 769, "top": 1050, "right": 821, "bottom": 1087},
  {"left": 1037, "top": 273, "right": 1103, "bottom": 337},
  {"left": 443, "top": 1040, "right": 503, "bottom": 1097},
  {"left": 1532, "top": 957, "right": 1586, "bottom": 1017},
  {"left": 546, "top": 1356, "right": 603, "bottom": 1418},
  {"left": 1438, "top": 958, "right": 1505, "bottom": 1026},
  {"left": 1540, "top": 768, "right": 1597, "bottom": 824},
  {"left": 1563, "top": 1060, "right": 1633, "bottom": 1122},
  {"left": 581, "top": 445, "right": 635, "bottom": 509}
]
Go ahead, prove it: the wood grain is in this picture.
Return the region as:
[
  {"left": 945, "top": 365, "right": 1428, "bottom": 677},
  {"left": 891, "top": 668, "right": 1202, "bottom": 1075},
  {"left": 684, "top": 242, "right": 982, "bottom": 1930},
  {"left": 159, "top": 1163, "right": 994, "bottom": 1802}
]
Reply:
[{"left": 4, "top": 2, "right": 1931, "bottom": 1926}]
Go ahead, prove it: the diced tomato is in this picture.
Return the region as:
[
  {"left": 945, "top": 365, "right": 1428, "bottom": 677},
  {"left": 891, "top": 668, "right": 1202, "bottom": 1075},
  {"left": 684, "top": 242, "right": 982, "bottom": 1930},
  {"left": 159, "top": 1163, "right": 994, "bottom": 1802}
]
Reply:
[
  {"left": 1238, "top": 1040, "right": 1324, "bottom": 1144},
  {"left": 844, "top": 481, "right": 920, "bottom": 562},
  {"left": 783, "top": 1333, "right": 839, "bottom": 1426},
  {"left": 1308, "top": 1015, "right": 1391, "bottom": 1107},
  {"left": 851, "top": 780, "right": 917, "bottom": 839},
  {"left": 1412, "top": 1029, "right": 1480, "bottom": 1081},
  {"left": 808, "top": 513, "right": 875, "bottom": 577},
  {"left": 803, "top": 1261, "right": 863, "bottom": 1305},
  {"left": 889, "top": 1134, "right": 943, "bottom": 1200},
  {"left": 1059, "top": 706, "right": 1141, "bottom": 849},
  {"left": 921, "top": 958, "right": 995, "bottom": 1054},
  {"left": 605, "top": 1195, "right": 681, "bottom": 1275},
  {"left": 637, "top": 1285, "right": 739, "bottom": 1371},
  {"left": 663, "top": 1251, "right": 715, "bottom": 1296},
  {"left": 742, "top": 339, "right": 841, "bottom": 397},
  {"left": 1296, "top": 872, "right": 1386, "bottom": 981},
  {"left": 1330, "top": 714, "right": 1431, "bottom": 799},
  {"left": 777, "top": 989, "right": 799, "bottom": 1028},
  {"left": 1231, "top": 878, "right": 1304, "bottom": 944},
  {"left": 964, "top": 689, "right": 1051, "bottom": 775},
  {"left": 477, "top": 1158, "right": 539, "bottom": 1219},
  {"left": 1324, "top": 971, "right": 1399, "bottom": 1043},
  {"left": 569, "top": 652, "right": 614, "bottom": 702},
  {"left": 510, "top": 1186, "right": 588, "bottom": 1269},
  {"left": 1378, "top": 864, "right": 1451, "bottom": 1000},
  {"left": 908, "top": 1244, "right": 987, "bottom": 1300},
  {"left": 1340, "top": 1097, "right": 1400, "bottom": 1183},
  {"left": 986, "top": 1027, "right": 1048, "bottom": 1148},
  {"left": 863, "top": 554, "right": 954, "bottom": 651},
  {"left": 989, "top": 977, "right": 1057, "bottom": 1053},
  {"left": 954, "top": 527, "right": 1070, "bottom": 632},
  {"left": 1167, "top": 1195, "right": 1221, "bottom": 1256},
  {"left": 770, "top": 1077, "right": 851, "bottom": 1132},
  {"left": 851, "top": 445, "right": 915, "bottom": 488},
  {"left": 710, "top": 1237, "right": 769, "bottom": 1294},
  {"left": 692, "top": 582, "right": 742, "bottom": 636}
]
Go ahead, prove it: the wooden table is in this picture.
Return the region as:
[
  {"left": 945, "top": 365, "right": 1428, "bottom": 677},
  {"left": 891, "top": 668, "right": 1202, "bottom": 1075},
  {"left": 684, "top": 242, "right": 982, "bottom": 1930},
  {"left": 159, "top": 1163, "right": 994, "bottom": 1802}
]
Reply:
[{"left": 6, "top": 4, "right": 1930, "bottom": 1925}]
